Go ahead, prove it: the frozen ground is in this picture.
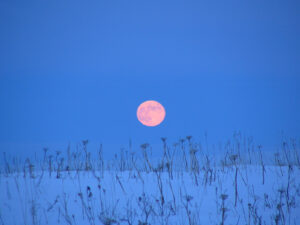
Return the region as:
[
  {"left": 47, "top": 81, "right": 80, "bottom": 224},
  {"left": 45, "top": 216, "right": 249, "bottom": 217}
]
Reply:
[
  {"left": 1, "top": 137, "right": 300, "bottom": 225},
  {"left": 1, "top": 164, "right": 300, "bottom": 225}
]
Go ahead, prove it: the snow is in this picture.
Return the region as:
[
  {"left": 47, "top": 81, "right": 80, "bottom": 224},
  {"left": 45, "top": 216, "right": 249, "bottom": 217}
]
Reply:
[{"left": 1, "top": 163, "right": 300, "bottom": 225}]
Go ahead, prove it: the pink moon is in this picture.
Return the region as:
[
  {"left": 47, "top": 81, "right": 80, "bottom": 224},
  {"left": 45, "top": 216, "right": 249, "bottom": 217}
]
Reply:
[{"left": 137, "top": 100, "right": 166, "bottom": 127}]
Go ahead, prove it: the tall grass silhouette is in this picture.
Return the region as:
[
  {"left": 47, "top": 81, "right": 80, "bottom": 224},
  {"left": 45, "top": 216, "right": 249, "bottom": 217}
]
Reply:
[{"left": 1, "top": 134, "right": 300, "bottom": 225}]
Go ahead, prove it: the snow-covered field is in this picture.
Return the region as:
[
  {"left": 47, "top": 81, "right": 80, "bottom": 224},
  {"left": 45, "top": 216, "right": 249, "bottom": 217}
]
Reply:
[
  {"left": 1, "top": 140, "right": 300, "bottom": 225},
  {"left": 1, "top": 165, "right": 300, "bottom": 224}
]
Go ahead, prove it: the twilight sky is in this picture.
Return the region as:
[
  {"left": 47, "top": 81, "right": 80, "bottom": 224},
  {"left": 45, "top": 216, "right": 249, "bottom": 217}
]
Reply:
[{"left": 0, "top": 0, "right": 299, "bottom": 158}]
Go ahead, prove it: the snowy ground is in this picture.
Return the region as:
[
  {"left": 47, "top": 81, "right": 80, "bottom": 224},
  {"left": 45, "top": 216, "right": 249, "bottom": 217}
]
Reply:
[
  {"left": 1, "top": 164, "right": 300, "bottom": 225},
  {"left": 1, "top": 137, "right": 300, "bottom": 225}
]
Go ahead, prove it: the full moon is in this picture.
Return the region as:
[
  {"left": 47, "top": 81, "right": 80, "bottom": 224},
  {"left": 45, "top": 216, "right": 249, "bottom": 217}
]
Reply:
[{"left": 137, "top": 100, "right": 166, "bottom": 127}]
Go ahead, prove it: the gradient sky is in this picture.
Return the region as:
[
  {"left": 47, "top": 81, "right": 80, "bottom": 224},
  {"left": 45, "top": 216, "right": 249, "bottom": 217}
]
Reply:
[{"left": 0, "top": 0, "right": 299, "bottom": 158}]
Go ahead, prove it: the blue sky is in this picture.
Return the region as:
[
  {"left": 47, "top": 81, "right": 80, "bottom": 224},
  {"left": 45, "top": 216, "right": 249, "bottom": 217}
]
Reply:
[{"left": 0, "top": 0, "right": 299, "bottom": 158}]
